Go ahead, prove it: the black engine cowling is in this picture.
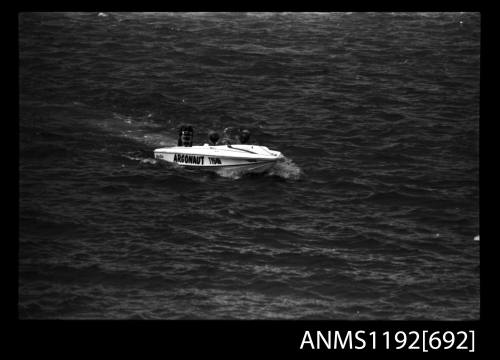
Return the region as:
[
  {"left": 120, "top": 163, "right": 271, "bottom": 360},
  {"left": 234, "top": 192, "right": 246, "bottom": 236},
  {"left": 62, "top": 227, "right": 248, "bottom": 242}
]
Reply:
[{"left": 178, "top": 125, "right": 193, "bottom": 147}]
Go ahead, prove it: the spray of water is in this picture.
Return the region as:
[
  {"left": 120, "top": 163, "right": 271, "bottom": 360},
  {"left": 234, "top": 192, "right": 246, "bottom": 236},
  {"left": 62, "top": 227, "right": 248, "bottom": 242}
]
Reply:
[
  {"left": 215, "top": 156, "right": 302, "bottom": 180},
  {"left": 96, "top": 112, "right": 177, "bottom": 148},
  {"left": 267, "top": 156, "right": 302, "bottom": 180},
  {"left": 122, "top": 154, "right": 159, "bottom": 165}
]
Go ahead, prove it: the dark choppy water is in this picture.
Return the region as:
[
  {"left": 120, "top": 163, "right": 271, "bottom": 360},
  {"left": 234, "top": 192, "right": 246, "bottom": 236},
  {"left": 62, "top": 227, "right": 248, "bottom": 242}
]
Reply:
[{"left": 19, "top": 12, "right": 480, "bottom": 319}]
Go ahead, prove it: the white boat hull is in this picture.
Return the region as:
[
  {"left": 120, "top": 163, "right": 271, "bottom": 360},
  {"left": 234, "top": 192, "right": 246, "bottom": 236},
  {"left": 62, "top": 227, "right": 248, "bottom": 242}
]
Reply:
[{"left": 154, "top": 144, "right": 283, "bottom": 174}]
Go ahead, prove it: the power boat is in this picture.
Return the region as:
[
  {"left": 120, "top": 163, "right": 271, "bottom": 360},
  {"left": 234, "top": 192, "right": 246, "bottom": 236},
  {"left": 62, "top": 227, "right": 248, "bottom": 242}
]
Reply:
[
  {"left": 153, "top": 125, "right": 284, "bottom": 174},
  {"left": 154, "top": 143, "right": 283, "bottom": 173}
]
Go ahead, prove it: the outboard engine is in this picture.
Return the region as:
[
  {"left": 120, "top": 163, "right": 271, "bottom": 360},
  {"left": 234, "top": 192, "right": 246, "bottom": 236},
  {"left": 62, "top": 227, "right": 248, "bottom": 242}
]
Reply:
[
  {"left": 208, "top": 131, "right": 220, "bottom": 145},
  {"left": 178, "top": 125, "right": 193, "bottom": 147},
  {"left": 238, "top": 129, "right": 251, "bottom": 144}
]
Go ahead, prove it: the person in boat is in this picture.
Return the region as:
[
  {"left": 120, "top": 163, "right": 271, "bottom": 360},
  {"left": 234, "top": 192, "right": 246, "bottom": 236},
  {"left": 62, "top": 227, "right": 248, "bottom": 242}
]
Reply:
[
  {"left": 207, "top": 127, "right": 251, "bottom": 146},
  {"left": 238, "top": 129, "right": 250, "bottom": 144},
  {"left": 208, "top": 130, "right": 220, "bottom": 145},
  {"left": 220, "top": 127, "right": 234, "bottom": 145},
  {"left": 215, "top": 127, "right": 251, "bottom": 145},
  {"left": 206, "top": 127, "right": 232, "bottom": 145},
  {"left": 178, "top": 125, "right": 193, "bottom": 147}
]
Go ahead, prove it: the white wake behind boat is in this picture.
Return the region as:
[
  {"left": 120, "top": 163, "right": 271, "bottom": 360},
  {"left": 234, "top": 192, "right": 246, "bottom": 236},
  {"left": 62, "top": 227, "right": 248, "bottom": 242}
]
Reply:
[{"left": 154, "top": 144, "right": 284, "bottom": 173}]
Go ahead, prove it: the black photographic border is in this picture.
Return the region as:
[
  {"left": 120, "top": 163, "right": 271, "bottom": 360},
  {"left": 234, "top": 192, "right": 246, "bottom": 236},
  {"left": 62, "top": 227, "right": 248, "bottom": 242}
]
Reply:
[{"left": 12, "top": 4, "right": 488, "bottom": 356}]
